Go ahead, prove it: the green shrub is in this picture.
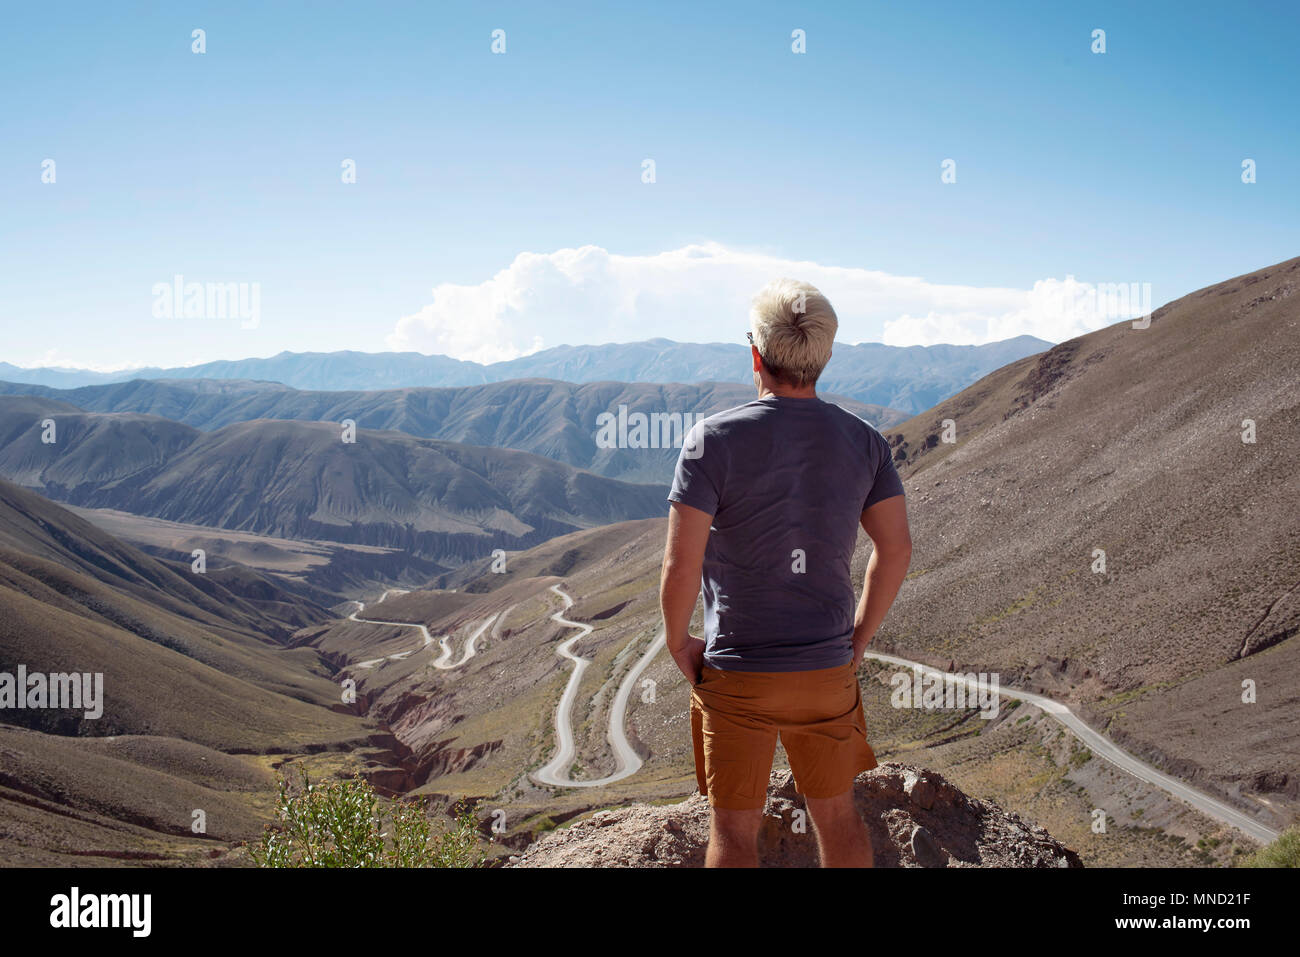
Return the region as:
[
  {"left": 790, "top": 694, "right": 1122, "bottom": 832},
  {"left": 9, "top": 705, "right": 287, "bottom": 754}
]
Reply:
[
  {"left": 250, "top": 770, "right": 484, "bottom": 868},
  {"left": 1240, "top": 825, "right": 1300, "bottom": 868}
]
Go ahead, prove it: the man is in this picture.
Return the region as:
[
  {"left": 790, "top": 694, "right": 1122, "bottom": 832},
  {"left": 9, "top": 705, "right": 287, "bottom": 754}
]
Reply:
[{"left": 659, "top": 278, "right": 912, "bottom": 868}]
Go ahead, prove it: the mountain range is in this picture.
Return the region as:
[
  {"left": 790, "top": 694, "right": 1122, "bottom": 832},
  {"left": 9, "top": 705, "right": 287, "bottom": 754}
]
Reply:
[
  {"left": 0, "top": 399, "right": 668, "bottom": 567},
  {"left": 0, "top": 378, "right": 901, "bottom": 484},
  {"left": 0, "top": 335, "right": 1049, "bottom": 413}
]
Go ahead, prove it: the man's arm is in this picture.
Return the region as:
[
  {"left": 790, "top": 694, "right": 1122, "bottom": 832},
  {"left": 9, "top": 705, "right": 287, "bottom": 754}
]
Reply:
[
  {"left": 851, "top": 494, "right": 912, "bottom": 664},
  {"left": 660, "top": 500, "right": 713, "bottom": 685}
]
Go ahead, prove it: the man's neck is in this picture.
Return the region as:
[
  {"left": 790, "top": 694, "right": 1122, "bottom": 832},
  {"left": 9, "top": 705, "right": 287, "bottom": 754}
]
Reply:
[{"left": 757, "top": 383, "right": 818, "bottom": 400}]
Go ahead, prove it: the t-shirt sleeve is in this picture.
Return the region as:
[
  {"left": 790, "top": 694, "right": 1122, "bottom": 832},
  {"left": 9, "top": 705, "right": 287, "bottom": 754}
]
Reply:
[
  {"left": 863, "top": 428, "right": 905, "bottom": 511},
  {"left": 667, "top": 419, "right": 721, "bottom": 516}
]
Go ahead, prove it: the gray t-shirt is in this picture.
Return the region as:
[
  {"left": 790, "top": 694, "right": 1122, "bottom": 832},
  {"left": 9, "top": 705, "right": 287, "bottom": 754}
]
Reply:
[{"left": 667, "top": 394, "right": 905, "bottom": 672}]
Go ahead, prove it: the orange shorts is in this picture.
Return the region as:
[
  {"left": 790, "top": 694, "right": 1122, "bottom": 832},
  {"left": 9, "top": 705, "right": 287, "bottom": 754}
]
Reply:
[{"left": 689, "top": 660, "right": 878, "bottom": 810}]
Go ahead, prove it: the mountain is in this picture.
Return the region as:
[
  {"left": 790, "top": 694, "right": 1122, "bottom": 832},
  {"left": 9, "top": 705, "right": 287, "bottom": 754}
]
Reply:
[
  {"left": 0, "top": 362, "right": 128, "bottom": 390},
  {"left": 872, "top": 255, "right": 1300, "bottom": 821},
  {"left": 487, "top": 336, "right": 1051, "bottom": 413},
  {"left": 0, "top": 336, "right": 1050, "bottom": 413},
  {"left": 0, "top": 478, "right": 382, "bottom": 863},
  {"left": 0, "top": 378, "right": 906, "bottom": 484},
  {"left": 0, "top": 402, "right": 670, "bottom": 565}
]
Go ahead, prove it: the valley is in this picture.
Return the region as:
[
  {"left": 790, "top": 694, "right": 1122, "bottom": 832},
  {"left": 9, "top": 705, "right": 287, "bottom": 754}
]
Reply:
[{"left": 0, "top": 260, "right": 1296, "bottom": 867}]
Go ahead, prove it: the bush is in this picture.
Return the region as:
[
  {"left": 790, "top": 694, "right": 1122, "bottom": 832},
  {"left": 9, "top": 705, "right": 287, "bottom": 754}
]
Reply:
[
  {"left": 1240, "top": 825, "right": 1300, "bottom": 868},
  {"left": 250, "top": 770, "right": 484, "bottom": 868}
]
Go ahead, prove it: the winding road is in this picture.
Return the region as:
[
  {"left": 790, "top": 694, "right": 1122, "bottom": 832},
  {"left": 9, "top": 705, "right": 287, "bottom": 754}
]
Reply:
[
  {"left": 347, "top": 589, "right": 498, "bottom": 672},
  {"left": 862, "top": 650, "right": 1280, "bottom": 844},
  {"left": 531, "top": 584, "right": 665, "bottom": 788},
  {"left": 343, "top": 586, "right": 1278, "bottom": 841}
]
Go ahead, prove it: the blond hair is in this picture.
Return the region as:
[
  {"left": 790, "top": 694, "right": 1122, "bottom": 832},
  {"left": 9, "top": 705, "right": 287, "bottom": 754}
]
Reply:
[{"left": 748, "top": 278, "right": 837, "bottom": 387}]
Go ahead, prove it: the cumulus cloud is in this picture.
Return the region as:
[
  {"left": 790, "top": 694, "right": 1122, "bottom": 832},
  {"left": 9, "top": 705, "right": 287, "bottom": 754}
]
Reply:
[{"left": 387, "top": 243, "right": 1149, "bottom": 359}]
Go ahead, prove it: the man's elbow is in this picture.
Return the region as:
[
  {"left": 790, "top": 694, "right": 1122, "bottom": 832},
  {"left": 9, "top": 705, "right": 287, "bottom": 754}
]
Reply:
[
  {"left": 662, "top": 559, "right": 699, "bottom": 584},
  {"left": 878, "top": 536, "right": 912, "bottom": 567},
  {"left": 661, "top": 552, "right": 700, "bottom": 583}
]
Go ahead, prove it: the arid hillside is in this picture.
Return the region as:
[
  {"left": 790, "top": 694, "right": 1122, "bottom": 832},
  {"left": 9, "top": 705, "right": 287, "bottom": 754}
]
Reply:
[
  {"left": 870, "top": 256, "right": 1300, "bottom": 821},
  {"left": 0, "top": 479, "right": 383, "bottom": 864}
]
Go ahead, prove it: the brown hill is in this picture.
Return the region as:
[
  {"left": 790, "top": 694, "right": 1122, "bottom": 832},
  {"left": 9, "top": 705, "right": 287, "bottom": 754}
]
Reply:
[
  {"left": 0, "top": 478, "right": 367, "bottom": 747},
  {"left": 870, "top": 256, "right": 1300, "bottom": 820},
  {"left": 0, "top": 478, "right": 388, "bottom": 864},
  {"left": 0, "top": 407, "right": 668, "bottom": 565}
]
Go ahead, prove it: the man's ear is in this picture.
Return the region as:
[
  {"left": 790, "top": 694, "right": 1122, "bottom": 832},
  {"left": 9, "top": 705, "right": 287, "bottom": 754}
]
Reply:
[{"left": 751, "top": 345, "right": 763, "bottom": 374}]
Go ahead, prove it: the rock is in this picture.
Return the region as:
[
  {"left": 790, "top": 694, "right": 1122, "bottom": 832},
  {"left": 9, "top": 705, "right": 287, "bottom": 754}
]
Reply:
[
  {"left": 902, "top": 769, "right": 939, "bottom": 810},
  {"left": 910, "top": 825, "right": 946, "bottom": 867},
  {"left": 510, "top": 762, "right": 1083, "bottom": 868}
]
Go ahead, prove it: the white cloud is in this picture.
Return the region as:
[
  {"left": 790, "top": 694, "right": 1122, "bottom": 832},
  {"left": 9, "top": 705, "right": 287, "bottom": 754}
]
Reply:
[{"left": 387, "top": 243, "right": 1146, "bottom": 358}]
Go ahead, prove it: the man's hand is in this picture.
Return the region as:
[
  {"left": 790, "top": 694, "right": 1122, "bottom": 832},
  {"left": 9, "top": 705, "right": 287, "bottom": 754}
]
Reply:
[
  {"left": 668, "top": 633, "right": 707, "bottom": 686},
  {"left": 850, "top": 630, "right": 871, "bottom": 667}
]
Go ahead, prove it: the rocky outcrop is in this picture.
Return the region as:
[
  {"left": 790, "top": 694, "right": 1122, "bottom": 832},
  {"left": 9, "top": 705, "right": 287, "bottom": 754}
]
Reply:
[{"left": 510, "top": 763, "right": 1083, "bottom": 868}]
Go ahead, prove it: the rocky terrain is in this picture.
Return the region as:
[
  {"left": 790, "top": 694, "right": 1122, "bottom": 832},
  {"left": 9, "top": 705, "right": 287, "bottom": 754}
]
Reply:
[{"left": 511, "top": 764, "right": 1083, "bottom": 867}]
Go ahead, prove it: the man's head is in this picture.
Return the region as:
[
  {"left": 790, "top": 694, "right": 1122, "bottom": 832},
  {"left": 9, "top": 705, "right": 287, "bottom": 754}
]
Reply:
[{"left": 748, "top": 278, "right": 838, "bottom": 393}]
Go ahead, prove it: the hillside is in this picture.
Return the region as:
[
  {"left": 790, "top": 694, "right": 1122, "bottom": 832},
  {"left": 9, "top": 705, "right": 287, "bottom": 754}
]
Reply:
[
  {"left": 60, "top": 505, "right": 443, "bottom": 605},
  {"left": 872, "top": 256, "right": 1300, "bottom": 821},
  {"left": 0, "top": 406, "right": 668, "bottom": 565},
  {"left": 0, "top": 479, "right": 385, "bottom": 864},
  {"left": 0, "top": 378, "right": 904, "bottom": 484}
]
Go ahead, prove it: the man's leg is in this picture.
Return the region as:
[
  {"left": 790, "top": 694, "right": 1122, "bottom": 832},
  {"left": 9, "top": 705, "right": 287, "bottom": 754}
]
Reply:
[
  {"left": 805, "top": 788, "right": 873, "bottom": 868},
  {"left": 691, "top": 668, "right": 777, "bottom": 867},
  {"left": 780, "top": 663, "right": 878, "bottom": 867},
  {"left": 705, "top": 806, "right": 764, "bottom": 868}
]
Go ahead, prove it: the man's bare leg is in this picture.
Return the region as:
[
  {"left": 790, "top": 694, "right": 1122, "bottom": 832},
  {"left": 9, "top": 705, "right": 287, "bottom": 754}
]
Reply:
[
  {"left": 805, "top": 789, "right": 873, "bottom": 868},
  {"left": 705, "top": 806, "right": 764, "bottom": 867}
]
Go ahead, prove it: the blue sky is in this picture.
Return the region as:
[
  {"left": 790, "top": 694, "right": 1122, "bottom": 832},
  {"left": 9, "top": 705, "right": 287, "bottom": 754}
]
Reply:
[{"left": 1, "top": 0, "right": 1296, "bottom": 369}]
